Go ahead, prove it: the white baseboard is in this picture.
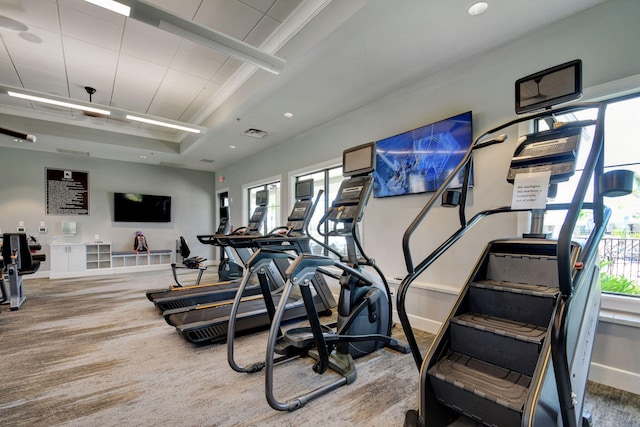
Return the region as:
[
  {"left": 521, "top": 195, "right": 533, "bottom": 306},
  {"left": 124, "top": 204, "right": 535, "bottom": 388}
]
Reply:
[{"left": 589, "top": 362, "right": 640, "bottom": 395}]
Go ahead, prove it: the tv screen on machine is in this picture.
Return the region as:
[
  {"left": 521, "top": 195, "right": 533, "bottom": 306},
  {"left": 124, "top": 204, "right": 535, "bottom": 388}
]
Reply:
[
  {"left": 343, "top": 142, "right": 375, "bottom": 177},
  {"left": 373, "top": 111, "right": 473, "bottom": 198}
]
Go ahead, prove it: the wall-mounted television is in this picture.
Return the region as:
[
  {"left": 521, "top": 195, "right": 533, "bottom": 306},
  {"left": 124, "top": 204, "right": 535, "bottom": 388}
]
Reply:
[
  {"left": 515, "top": 59, "right": 582, "bottom": 114},
  {"left": 114, "top": 193, "right": 172, "bottom": 222},
  {"left": 373, "top": 111, "right": 473, "bottom": 198}
]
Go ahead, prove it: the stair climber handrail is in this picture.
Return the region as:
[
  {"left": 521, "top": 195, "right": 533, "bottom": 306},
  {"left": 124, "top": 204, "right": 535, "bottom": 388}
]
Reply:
[
  {"left": 397, "top": 102, "right": 607, "bottom": 371},
  {"left": 551, "top": 102, "right": 607, "bottom": 427}
]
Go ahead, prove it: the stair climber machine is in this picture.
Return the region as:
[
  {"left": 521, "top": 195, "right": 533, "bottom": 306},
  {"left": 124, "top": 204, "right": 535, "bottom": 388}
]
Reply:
[
  {"left": 397, "top": 102, "right": 634, "bottom": 427},
  {"left": 164, "top": 180, "right": 336, "bottom": 344},
  {"left": 145, "top": 191, "right": 270, "bottom": 313},
  {"left": 257, "top": 142, "right": 410, "bottom": 411}
]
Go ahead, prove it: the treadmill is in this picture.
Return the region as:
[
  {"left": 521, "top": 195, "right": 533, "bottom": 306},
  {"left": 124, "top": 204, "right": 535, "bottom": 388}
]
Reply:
[
  {"left": 164, "top": 180, "right": 337, "bottom": 344},
  {"left": 145, "top": 191, "right": 270, "bottom": 312}
]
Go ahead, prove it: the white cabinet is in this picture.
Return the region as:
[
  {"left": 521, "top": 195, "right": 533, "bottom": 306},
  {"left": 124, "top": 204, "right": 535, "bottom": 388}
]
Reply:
[{"left": 50, "top": 244, "right": 87, "bottom": 278}]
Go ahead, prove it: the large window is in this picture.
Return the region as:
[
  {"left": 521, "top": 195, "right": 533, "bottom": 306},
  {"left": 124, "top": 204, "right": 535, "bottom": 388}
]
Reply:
[
  {"left": 296, "top": 166, "right": 343, "bottom": 256},
  {"left": 247, "top": 181, "right": 280, "bottom": 234},
  {"left": 540, "top": 94, "right": 640, "bottom": 297}
]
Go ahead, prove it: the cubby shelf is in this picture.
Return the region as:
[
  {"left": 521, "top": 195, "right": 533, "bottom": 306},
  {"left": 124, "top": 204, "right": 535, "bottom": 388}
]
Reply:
[{"left": 49, "top": 243, "right": 173, "bottom": 279}]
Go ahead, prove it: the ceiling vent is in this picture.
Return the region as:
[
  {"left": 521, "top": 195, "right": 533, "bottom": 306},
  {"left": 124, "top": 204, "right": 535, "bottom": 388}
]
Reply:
[
  {"left": 56, "top": 148, "right": 89, "bottom": 157},
  {"left": 241, "top": 128, "right": 269, "bottom": 139},
  {"left": 200, "top": 158, "right": 215, "bottom": 163}
]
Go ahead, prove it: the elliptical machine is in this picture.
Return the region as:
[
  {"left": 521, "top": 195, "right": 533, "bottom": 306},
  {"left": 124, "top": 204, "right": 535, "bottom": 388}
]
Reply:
[{"left": 262, "top": 142, "right": 409, "bottom": 411}]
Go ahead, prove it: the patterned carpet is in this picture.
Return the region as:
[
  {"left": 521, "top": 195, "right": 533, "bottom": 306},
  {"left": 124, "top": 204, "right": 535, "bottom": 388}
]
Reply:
[{"left": 0, "top": 269, "right": 638, "bottom": 426}]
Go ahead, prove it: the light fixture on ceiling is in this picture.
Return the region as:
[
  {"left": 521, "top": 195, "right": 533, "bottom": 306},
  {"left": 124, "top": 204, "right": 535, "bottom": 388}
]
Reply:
[
  {"left": 7, "top": 90, "right": 111, "bottom": 116},
  {"left": 468, "top": 2, "right": 489, "bottom": 16},
  {"left": 283, "top": 112, "right": 294, "bottom": 118},
  {"left": 125, "top": 115, "right": 202, "bottom": 134},
  {"left": 83, "top": 0, "right": 285, "bottom": 74},
  {"left": 2, "top": 84, "right": 206, "bottom": 135},
  {"left": 84, "top": 0, "right": 131, "bottom": 16}
]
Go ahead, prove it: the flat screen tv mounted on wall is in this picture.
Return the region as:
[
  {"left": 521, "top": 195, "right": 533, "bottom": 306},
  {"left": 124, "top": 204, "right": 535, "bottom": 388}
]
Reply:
[
  {"left": 114, "top": 193, "right": 172, "bottom": 223},
  {"left": 372, "top": 111, "right": 473, "bottom": 198}
]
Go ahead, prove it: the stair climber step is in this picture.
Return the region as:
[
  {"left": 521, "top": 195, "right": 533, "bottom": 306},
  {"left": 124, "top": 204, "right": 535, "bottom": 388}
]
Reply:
[
  {"left": 428, "top": 352, "right": 531, "bottom": 427},
  {"left": 486, "top": 252, "right": 559, "bottom": 287},
  {"left": 451, "top": 313, "right": 546, "bottom": 376},
  {"left": 470, "top": 280, "right": 560, "bottom": 326}
]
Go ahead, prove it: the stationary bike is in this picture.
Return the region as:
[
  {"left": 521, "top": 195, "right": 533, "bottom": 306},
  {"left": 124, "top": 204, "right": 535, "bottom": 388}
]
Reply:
[{"left": 263, "top": 142, "right": 409, "bottom": 411}]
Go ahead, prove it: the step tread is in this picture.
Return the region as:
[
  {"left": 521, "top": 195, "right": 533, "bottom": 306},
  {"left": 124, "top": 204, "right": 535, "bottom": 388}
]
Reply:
[
  {"left": 452, "top": 313, "right": 547, "bottom": 344},
  {"left": 472, "top": 279, "right": 560, "bottom": 298},
  {"left": 429, "top": 352, "right": 531, "bottom": 412}
]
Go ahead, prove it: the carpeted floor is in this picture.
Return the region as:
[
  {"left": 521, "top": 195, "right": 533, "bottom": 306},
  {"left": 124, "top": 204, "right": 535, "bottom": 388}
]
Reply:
[{"left": 1, "top": 269, "right": 638, "bottom": 426}]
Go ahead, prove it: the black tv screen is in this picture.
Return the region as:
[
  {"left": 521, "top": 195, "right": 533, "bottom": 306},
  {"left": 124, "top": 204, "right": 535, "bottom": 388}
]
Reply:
[
  {"left": 515, "top": 59, "right": 582, "bottom": 114},
  {"left": 255, "top": 189, "right": 268, "bottom": 206},
  {"left": 295, "top": 179, "right": 314, "bottom": 200},
  {"left": 373, "top": 111, "right": 473, "bottom": 198},
  {"left": 114, "top": 193, "right": 172, "bottom": 222},
  {"left": 343, "top": 142, "right": 375, "bottom": 177}
]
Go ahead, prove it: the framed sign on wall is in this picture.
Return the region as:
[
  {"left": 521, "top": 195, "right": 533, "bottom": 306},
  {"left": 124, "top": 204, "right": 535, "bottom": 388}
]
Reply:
[{"left": 45, "top": 168, "right": 89, "bottom": 215}]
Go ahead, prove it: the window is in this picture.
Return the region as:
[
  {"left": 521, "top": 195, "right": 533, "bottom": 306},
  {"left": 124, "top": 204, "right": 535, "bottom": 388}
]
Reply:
[
  {"left": 540, "top": 94, "right": 640, "bottom": 297},
  {"left": 296, "top": 166, "right": 343, "bottom": 257},
  {"left": 247, "top": 181, "right": 280, "bottom": 234}
]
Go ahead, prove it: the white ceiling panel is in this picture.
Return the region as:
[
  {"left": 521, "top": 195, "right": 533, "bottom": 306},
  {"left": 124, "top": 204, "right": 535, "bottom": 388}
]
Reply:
[
  {"left": 147, "top": 69, "right": 208, "bottom": 119},
  {"left": 121, "top": 27, "right": 179, "bottom": 66},
  {"left": 266, "top": 0, "right": 302, "bottom": 22},
  {"left": 59, "top": 4, "right": 124, "bottom": 51},
  {"left": 245, "top": 14, "right": 279, "bottom": 48},
  {"left": 112, "top": 56, "right": 167, "bottom": 111},
  {"left": 179, "top": 80, "right": 223, "bottom": 121},
  {"left": 123, "top": 18, "right": 182, "bottom": 44},
  {"left": 15, "top": 66, "right": 68, "bottom": 95},
  {"left": 195, "top": 0, "right": 265, "bottom": 42},
  {"left": 211, "top": 62, "right": 241, "bottom": 85},
  {"left": 169, "top": 47, "right": 225, "bottom": 80},
  {"left": 62, "top": 37, "right": 119, "bottom": 91},
  {"left": 0, "top": 59, "right": 20, "bottom": 85},
  {"left": 1, "top": 24, "right": 63, "bottom": 57},
  {"left": 241, "top": 0, "right": 276, "bottom": 15},
  {"left": 179, "top": 39, "right": 231, "bottom": 65},
  {"left": 1, "top": 0, "right": 60, "bottom": 32}
]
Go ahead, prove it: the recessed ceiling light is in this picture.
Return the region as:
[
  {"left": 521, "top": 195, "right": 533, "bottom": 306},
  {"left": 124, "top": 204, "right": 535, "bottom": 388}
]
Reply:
[
  {"left": 140, "top": 155, "right": 147, "bottom": 159},
  {"left": 229, "top": 145, "right": 236, "bottom": 149},
  {"left": 468, "top": 2, "right": 488, "bottom": 16},
  {"left": 283, "top": 112, "right": 294, "bottom": 118}
]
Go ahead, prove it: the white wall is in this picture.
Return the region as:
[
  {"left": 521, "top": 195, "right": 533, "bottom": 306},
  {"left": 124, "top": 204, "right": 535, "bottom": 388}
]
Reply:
[
  {"left": 0, "top": 147, "right": 217, "bottom": 269},
  {"left": 216, "top": 0, "right": 640, "bottom": 392}
]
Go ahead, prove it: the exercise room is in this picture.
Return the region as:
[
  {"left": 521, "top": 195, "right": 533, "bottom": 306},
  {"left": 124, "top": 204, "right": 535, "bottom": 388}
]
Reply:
[{"left": 1, "top": 1, "right": 639, "bottom": 426}]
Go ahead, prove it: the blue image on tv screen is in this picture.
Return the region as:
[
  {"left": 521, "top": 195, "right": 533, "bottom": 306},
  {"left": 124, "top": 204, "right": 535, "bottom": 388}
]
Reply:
[{"left": 373, "top": 111, "right": 472, "bottom": 198}]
